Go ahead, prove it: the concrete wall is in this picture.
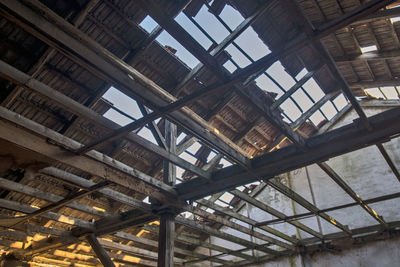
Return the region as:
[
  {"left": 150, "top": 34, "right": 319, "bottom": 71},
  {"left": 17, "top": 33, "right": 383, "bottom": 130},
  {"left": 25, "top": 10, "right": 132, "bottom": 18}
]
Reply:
[
  {"left": 206, "top": 106, "right": 400, "bottom": 266},
  {"left": 247, "top": 235, "right": 400, "bottom": 267}
]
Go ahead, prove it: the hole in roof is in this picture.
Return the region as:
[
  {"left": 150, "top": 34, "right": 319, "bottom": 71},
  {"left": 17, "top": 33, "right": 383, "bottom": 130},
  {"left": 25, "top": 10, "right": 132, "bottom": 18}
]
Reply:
[
  {"left": 380, "top": 86, "right": 399, "bottom": 99},
  {"left": 220, "top": 192, "right": 234, "bottom": 203},
  {"left": 219, "top": 4, "right": 245, "bottom": 30},
  {"left": 138, "top": 127, "right": 158, "bottom": 145},
  {"left": 225, "top": 44, "right": 251, "bottom": 68},
  {"left": 205, "top": 208, "right": 214, "bottom": 213},
  {"left": 220, "top": 157, "right": 233, "bottom": 167},
  {"left": 181, "top": 211, "right": 191, "bottom": 218},
  {"left": 365, "top": 87, "right": 385, "bottom": 99},
  {"left": 223, "top": 60, "right": 237, "bottom": 73},
  {"left": 236, "top": 186, "right": 245, "bottom": 191},
  {"left": 102, "top": 87, "right": 145, "bottom": 126},
  {"left": 142, "top": 196, "right": 150, "bottom": 204},
  {"left": 295, "top": 68, "right": 308, "bottom": 80},
  {"left": 179, "top": 151, "right": 197, "bottom": 164},
  {"left": 103, "top": 109, "right": 133, "bottom": 126},
  {"left": 282, "top": 113, "right": 292, "bottom": 123},
  {"left": 234, "top": 28, "right": 271, "bottom": 60},
  {"left": 186, "top": 142, "right": 201, "bottom": 154},
  {"left": 103, "top": 87, "right": 143, "bottom": 119},
  {"left": 309, "top": 110, "right": 325, "bottom": 126},
  {"left": 156, "top": 31, "right": 200, "bottom": 69},
  {"left": 333, "top": 94, "right": 348, "bottom": 110},
  {"left": 320, "top": 101, "right": 337, "bottom": 120},
  {"left": 391, "top": 17, "right": 400, "bottom": 23},
  {"left": 176, "top": 167, "right": 184, "bottom": 179},
  {"left": 175, "top": 12, "right": 213, "bottom": 50},
  {"left": 292, "top": 90, "right": 313, "bottom": 112},
  {"left": 281, "top": 99, "right": 302, "bottom": 121},
  {"left": 177, "top": 132, "right": 187, "bottom": 144},
  {"left": 389, "top": 4, "right": 400, "bottom": 23},
  {"left": 139, "top": 15, "right": 158, "bottom": 33},
  {"left": 267, "top": 61, "right": 296, "bottom": 90},
  {"left": 303, "top": 78, "right": 325, "bottom": 102},
  {"left": 207, "top": 151, "right": 217, "bottom": 163},
  {"left": 193, "top": 5, "right": 230, "bottom": 43},
  {"left": 215, "top": 199, "right": 229, "bottom": 208},
  {"left": 255, "top": 74, "right": 283, "bottom": 98},
  {"left": 360, "top": 45, "right": 377, "bottom": 53}
]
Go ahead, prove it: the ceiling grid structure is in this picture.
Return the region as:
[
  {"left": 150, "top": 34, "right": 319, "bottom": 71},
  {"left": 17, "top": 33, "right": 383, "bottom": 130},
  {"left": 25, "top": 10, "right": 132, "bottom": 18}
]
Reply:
[{"left": 0, "top": 0, "right": 399, "bottom": 266}]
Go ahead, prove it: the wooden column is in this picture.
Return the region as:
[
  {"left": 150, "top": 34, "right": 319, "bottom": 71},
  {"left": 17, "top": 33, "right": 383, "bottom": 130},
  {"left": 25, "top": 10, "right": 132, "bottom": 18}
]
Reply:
[
  {"left": 86, "top": 233, "right": 115, "bottom": 267},
  {"left": 158, "top": 120, "right": 177, "bottom": 267},
  {"left": 163, "top": 120, "right": 177, "bottom": 186}
]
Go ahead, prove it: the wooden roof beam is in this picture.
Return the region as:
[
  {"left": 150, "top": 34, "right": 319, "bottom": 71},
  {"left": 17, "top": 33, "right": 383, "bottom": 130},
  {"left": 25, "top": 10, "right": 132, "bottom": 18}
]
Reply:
[
  {"left": 0, "top": 0, "right": 249, "bottom": 167},
  {"left": 334, "top": 48, "right": 400, "bottom": 62},
  {"left": 196, "top": 198, "right": 300, "bottom": 244},
  {"left": 231, "top": 0, "right": 393, "bottom": 85},
  {"left": 264, "top": 179, "right": 351, "bottom": 234},
  {"left": 174, "top": 0, "right": 274, "bottom": 92},
  {"left": 231, "top": 189, "right": 324, "bottom": 239},
  {"left": 143, "top": 224, "right": 254, "bottom": 261},
  {"left": 0, "top": 180, "right": 110, "bottom": 228},
  {"left": 182, "top": 203, "right": 296, "bottom": 250},
  {"left": 86, "top": 234, "right": 116, "bottom": 267},
  {"left": 349, "top": 79, "right": 400, "bottom": 88},
  {"left": 176, "top": 106, "right": 400, "bottom": 199},
  {"left": 113, "top": 232, "right": 231, "bottom": 266},
  {"left": 0, "top": 60, "right": 211, "bottom": 180},
  {"left": 258, "top": 191, "right": 400, "bottom": 226},
  {"left": 350, "top": 6, "right": 400, "bottom": 25},
  {"left": 138, "top": 0, "right": 308, "bottom": 149},
  {"left": 0, "top": 106, "right": 176, "bottom": 204},
  {"left": 174, "top": 216, "right": 285, "bottom": 256},
  {"left": 39, "top": 166, "right": 279, "bottom": 262},
  {"left": 285, "top": 1, "right": 398, "bottom": 221},
  {"left": 0, "top": 198, "right": 94, "bottom": 230}
]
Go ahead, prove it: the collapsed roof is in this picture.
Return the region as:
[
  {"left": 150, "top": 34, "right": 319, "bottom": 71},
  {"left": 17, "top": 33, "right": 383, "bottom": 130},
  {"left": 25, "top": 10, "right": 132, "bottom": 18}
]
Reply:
[{"left": 0, "top": 0, "right": 399, "bottom": 266}]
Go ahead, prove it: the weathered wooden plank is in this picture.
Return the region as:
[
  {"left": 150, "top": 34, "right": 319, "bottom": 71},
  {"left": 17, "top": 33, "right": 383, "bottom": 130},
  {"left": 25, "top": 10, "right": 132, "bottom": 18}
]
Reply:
[
  {"left": 0, "top": 60, "right": 211, "bottom": 180},
  {"left": 196, "top": 199, "right": 299, "bottom": 244},
  {"left": 183, "top": 203, "right": 296, "bottom": 250},
  {"left": 177, "top": 106, "right": 400, "bottom": 199},
  {"left": 98, "top": 238, "right": 184, "bottom": 263},
  {"left": 0, "top": 106, "right": 176, "bottom": 204},
  {"left": 335, "top": 49, "right": 400, "bottom": 62},
  {"left": 231, "top": 190, "right": 323, "bottom": 239},
  {"left": 175, "top": 217, "right": 283, "bottom": 256},
  {"left": 158, "top": 120, "right": 177, "bottom": 267},
  {"left": 41, "top": 167, "right": 151, "bottom": 211},
  {"left": 349, "top": 79, "right": 400, "bottom": 88},
  {"left": 143, "top": 225, "right": 254, "bottom": 261},
  {"left": 0, "top": 198, "right": 94, "bottom": 229},
  {"left": 114, "top": 231, "right": 229, "bottom": 265},
  {"left": 86, "top": 234, "right": 116, "bottom": 267},
  {"left": 0, "top": 178, "right": 110, "bottom": 227},
  {"left": 0, "top": 0, "right": 249, "bottom": 166}
]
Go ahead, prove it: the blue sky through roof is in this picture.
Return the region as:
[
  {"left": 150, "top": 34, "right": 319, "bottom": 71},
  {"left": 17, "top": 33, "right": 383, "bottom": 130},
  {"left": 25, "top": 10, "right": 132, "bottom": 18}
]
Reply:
[{"left": 101, "top": 2, "right": 355, "bottom": 182}]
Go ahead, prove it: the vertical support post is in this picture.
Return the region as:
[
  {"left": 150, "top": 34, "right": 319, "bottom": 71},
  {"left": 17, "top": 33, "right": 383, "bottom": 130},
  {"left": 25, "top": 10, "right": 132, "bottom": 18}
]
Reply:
[
  {"left": 163, "top": 120, "right": 177, "bottom": 186},
  {"left": 86, "top": 233, "right": 115, "bottom": 267},
  {"left": 158, "top": 212, "right": 176, "bottom": 267},
  {"left": 158, "top": 120, "right": 177, "bottom": 267}
]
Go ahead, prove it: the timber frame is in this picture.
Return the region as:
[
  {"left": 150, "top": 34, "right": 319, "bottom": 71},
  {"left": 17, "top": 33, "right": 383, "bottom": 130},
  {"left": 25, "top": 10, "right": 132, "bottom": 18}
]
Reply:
[{"left": 0, "top": 0, "right": 399, "bottom": 266}]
